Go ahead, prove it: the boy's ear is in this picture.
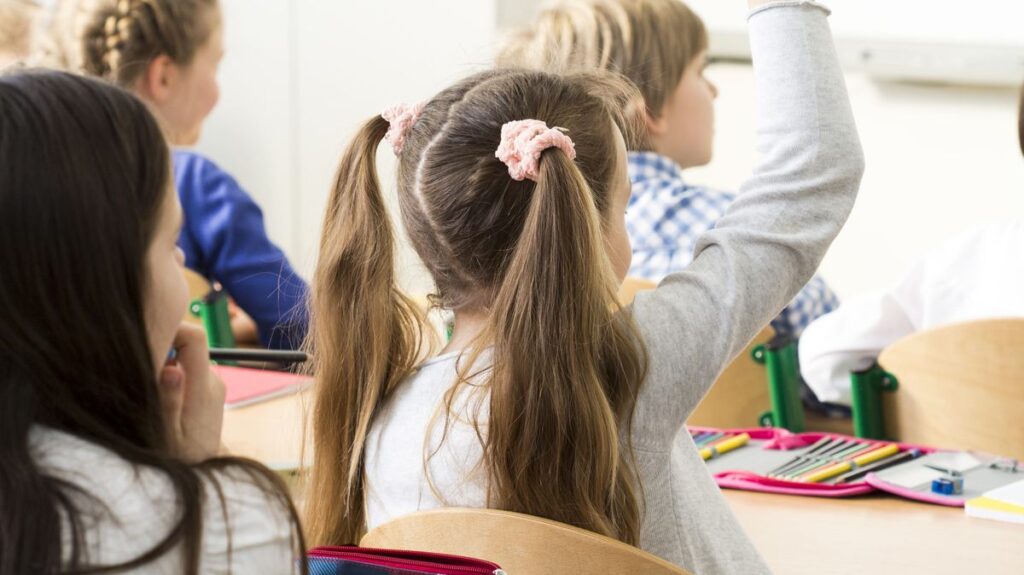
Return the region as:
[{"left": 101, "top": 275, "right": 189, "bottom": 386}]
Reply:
[
  {"left": 135, "top": 54, "right": 178, "bottom": 105},
  {"left": 645, "top": 108, "right": 669, "bottom": 138}
]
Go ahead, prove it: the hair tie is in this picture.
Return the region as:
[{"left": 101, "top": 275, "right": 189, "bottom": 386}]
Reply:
[
  {"left": 382, "top": 102, "right": 425, "bottom": 155},
  {"left": 494, "top": 119, "right": 576, "bottom": 182}
]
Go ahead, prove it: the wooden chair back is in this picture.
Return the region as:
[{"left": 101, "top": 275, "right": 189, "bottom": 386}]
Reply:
[
  {"left": 619, "top": 277, "right": 773, "bottom": 428},
  {"left": 879, "top": 318, "right": 1024, "bottom": 459},
  {"left": 361, "top": 508, "right": 692, "bottom": 575}
]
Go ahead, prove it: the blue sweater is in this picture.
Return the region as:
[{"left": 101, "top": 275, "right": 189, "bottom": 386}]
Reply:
[{"left": 174, "top": 151, "right": 308, "bottom": 349}]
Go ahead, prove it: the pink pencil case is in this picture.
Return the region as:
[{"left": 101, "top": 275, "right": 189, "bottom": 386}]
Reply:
[
  {"left": 690, "top": 426, "right": 1021, "bottom": 506},
  {"left": 307, "top": 546, "right": 505, "bottom": 575}
]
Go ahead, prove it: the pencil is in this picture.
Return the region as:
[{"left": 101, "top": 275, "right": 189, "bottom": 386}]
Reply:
[{"left": 208, "top": 348, "right": 308, "bottom": 364}]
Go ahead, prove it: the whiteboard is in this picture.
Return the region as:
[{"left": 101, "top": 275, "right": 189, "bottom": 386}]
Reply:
[{"left": 688, "top": 0, "right": 1024, "bottom": 86}]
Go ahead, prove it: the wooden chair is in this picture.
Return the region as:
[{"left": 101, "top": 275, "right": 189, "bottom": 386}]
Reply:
[
  {"left": 878, "top": 318, "right": 1024, "bottom": 460},
  {"left": 618, "top": 277, "right": 773, "bottom": 428},
  {"left": 361, "top": 508, "right": 691, "bottom": 575},
  {"left": 688, "top": 325, "right": 775, "bottom": 427}
]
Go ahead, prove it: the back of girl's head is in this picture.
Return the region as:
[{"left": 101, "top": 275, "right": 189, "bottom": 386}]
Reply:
[
  {"left": 0, "top": 70, "right": 168, "bottom": 448},
  {"left": 496, "top": 0, "right": 707, "bottom": 127},
  {"left": 308, "top": 69, "right": 649, "bottom": 546},
  {"left": 0, "top": 69, "right": 305, "bottom": 574},
  {"left": 399, "top": 70, "right": 645, "bottom": 307},
  {"left": 55, "top": 0, "right": 217, "bottom": 85}
]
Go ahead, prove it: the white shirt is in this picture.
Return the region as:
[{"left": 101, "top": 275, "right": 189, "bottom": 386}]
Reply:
[
  {"left": 800, "top": 221, "right": 1024, "bottom": 405},
  {"left": 31, "top": 427, "right": 299, "bottom": 574}
]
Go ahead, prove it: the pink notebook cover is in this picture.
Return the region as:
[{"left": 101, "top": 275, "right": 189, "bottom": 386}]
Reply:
[{"left": 213, "top": 365, "right": 312, "bottom": 409}]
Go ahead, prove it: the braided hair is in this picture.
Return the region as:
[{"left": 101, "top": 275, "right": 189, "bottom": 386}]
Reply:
[{"left": 79, "top": 0, "right": 217, "bottom": 86}]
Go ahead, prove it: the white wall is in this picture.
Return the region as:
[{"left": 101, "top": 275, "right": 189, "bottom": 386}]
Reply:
[
  {"left": 690, "top": 62, "right": 1024, "bottom": 299},
  {"left": 197, "top": 0, "right": 498, "bottom": 294}
]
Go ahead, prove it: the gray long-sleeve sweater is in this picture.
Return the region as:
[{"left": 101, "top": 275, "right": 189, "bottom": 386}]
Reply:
[{"left": 364, "top": 2, "right": 864, "bottom": 573}]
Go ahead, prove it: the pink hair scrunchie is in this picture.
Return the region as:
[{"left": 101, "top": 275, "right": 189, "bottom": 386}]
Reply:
[
  {"left": 382, "top": 102, "right": 425, "bottom": 155},
  {"left": 494, "top": 119, "right": 577, "bottom": 182}
]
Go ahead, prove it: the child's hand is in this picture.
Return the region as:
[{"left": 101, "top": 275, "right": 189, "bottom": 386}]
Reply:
[
  {"left": 158, "top": 323, "right": 226, "bottom": 462},
  {"left": 228, "top": 299, "right": 260, "bottom": 345}
]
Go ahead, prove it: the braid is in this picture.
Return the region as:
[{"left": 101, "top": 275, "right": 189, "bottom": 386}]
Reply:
[
  {"left": 79, "top": 0, "right": 216, "bottom": 86},
  {"left": 98, "top": 0, "right": 133, "bottom": 75}
]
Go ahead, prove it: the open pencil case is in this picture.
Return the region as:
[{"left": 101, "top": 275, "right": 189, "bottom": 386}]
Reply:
[{"left": 689, "top": 425, "right": 1024, "bottom": 506}]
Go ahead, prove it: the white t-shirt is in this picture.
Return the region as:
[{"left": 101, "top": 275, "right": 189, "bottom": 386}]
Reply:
[
  {"left": 800, "top": 221, "right": 1024, "bottom": 405},
  {"left": 30, "top": 426, "right": 300, "bottom": 574}
]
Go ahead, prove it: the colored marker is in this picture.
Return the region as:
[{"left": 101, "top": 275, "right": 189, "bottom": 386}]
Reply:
[
  {"left": 701, "top": 433, "right": 750, "bottom": 461},
  {"left": 835, "top": 449, "right": 921, "bottom": 484},
  {"left": 801, "top": 444, "right": 901, "bottom": 484}
]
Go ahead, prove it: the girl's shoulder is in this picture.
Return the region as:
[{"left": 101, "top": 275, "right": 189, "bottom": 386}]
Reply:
[{"left": 30, "top": 427, "right": 297, "bottom": 571}]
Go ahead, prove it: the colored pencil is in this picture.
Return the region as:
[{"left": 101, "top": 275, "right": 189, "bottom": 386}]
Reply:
[
  {"left": 771, "top": 439, "right": 858, "bottom": 478},
  {"left": 765, "top": 437, "right": 837, "bottom": 477},
  {"left": 694, "top": 432, "right": 724, "bottom": 447},
  {"left": 801, "top": 444, "right": 901, "bottom": 483},
  {"left": 780, "top": 441, "right": 878, "bottom": 479}
]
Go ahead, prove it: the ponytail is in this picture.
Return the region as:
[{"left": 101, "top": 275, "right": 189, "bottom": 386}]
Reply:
[
  {"left": 305, "top": 116, "right": 432, "bottom": 545},
  {"left": 484, "top": 148, "right": 646, "bottom": 543}
]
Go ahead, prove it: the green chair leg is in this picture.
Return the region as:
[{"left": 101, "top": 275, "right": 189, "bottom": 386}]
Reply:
[
  {"left": 190, "top": 286, "right": 236, "bottom": 363},
  {"left": 849, "top": 364, "right": 898, "bottom": 440},
  {"left": 752, "top": 336, "right": 806, "bottom": 432}
]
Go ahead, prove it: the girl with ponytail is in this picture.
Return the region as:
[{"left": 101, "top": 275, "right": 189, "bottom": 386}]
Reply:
[{"left": 308, "top": 3, "right": 864, "bottom": 573}]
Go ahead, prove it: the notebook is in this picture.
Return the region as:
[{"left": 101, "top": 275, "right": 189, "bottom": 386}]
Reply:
[
  {"left": 965, "top": 479, "right": 1024, "bottom": 525},
  {"left": 213, "top": 365, "right": 312, "bottom": 409}
]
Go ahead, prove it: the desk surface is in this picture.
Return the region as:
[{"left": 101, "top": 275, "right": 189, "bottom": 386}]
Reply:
[
  {"left": 223, "top": 391, "right": 1022, "bottom": 574},
  {"left": 725, "top": 489, "right": 1021, "bottom": 574}
]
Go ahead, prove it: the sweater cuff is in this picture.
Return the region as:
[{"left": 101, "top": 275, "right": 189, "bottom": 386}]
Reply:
[{"left": 749, "top": 0, "right": 831, "bottom": 20}]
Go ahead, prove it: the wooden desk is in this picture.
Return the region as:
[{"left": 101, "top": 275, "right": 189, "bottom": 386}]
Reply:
[
  {"left": 725, "top": 489, "right": 1021, "bottom": 574},
  {"left": 222, "top": 393, "right": 1022, "bottom": 573},
  {"left": 221, "top": 388, "right": 312, "bottom": 469}
]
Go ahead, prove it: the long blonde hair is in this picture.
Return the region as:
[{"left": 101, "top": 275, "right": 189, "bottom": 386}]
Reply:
[
  {"left": 306, "top": 69, "right": 650, "bottom": 547},
  {"left": 497, "top": 0, "right": 707, "bottom": 126}
]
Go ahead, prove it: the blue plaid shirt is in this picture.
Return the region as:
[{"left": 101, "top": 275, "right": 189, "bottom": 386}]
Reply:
[{"left": 626, "top": 151, "right": 839, "bottom": 338}]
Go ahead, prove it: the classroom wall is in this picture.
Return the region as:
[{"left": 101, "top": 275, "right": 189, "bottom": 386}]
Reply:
[
  {"left": 197, "top": 0, "right": 1024, "bottom": 302},
  {"left": 689, "top": 64, "right": 1024, "bottom": 300},
  {"left": 195, "top": 0, "right": 497, "bottom": 295}
]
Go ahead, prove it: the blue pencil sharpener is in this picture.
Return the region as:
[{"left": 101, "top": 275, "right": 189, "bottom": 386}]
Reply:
[{"left": 930, "top": 475, "right": 964, "bottom": 496}]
